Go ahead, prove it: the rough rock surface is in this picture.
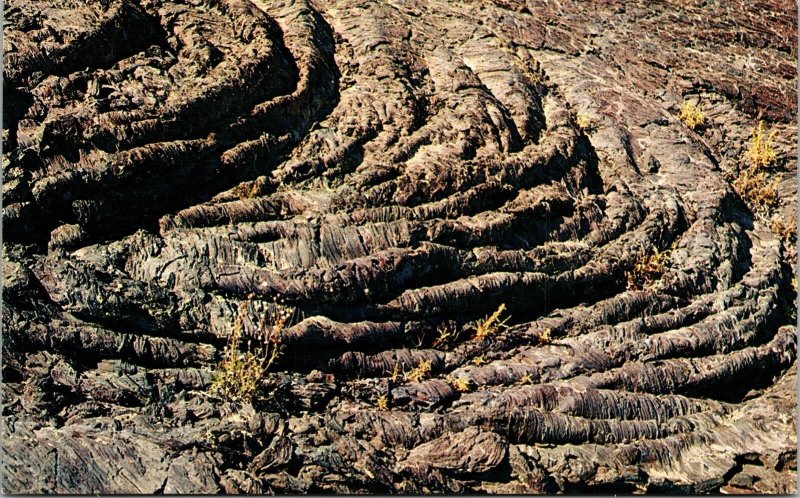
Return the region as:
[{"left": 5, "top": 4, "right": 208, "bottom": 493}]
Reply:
[{"left": 2, "top": 0, "right": 797, "bottom": 494}]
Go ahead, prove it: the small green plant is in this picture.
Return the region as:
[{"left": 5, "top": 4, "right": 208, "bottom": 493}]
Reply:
[
  {"left": 472, "top": 304, "right": 511, "bottom": 341},
  {"left": 210, "top": 301, "right": 293, "bottom": 402},
  {"left": 745, "top": 120, "right": 777, "bottom": 169},
  {"left": 678, "top": 101, "right": 705, "bottom": 129},
  {"left": 626, "top": 246, "right": 672, "bottom": 291},
  {"left": 471, "top": 355, "right": 486, "bottom": 366}
]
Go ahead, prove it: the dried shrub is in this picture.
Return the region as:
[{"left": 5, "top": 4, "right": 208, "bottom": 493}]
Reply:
[
  {"left": 232, "top": 181, "right": 261, "bottom": 200},
  {"left": 472, "top": 304, "right": 511, "bottom": 341},
  {"left": 389, "top": 363, "right": 401, "bottom": 383},
  {"left": 745, "top": 120, "right": 777, "bottom": 169},
  {"left": 576, "top": 114, "right": 596, "bottom": 133},
  {"left": 770, "top": 216, "right": 797, "bottom": 247},
  {"left": 376, "top": 395, "right": 389, "bottom": 410},
  {"left": 732, "top": 167, "right": 778, "bottom": 215},
  {"left": 404, "top": 359, "right": 432, "bottom": 383},
  {"left": 731, "top": 121, "right": 782, "bottom": 221},
  {"left": 432, "top": 323, "right": 463, "bottom": 349},
  {"left": 678, "top": 101, "right": 705, "bottom": 129},
  {"left": 446, "top": 374, "right": 471, "bottom": 392},
  {"left": 210, "top": 301, "right": 294, "bottom": 402},
  {"left": 626, "top": 246, "right": 672, "bottom": 291}
]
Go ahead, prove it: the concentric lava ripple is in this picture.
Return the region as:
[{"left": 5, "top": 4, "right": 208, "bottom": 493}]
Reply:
[{"left": 2, "top": 0, "right": 797, "bottom": 493}]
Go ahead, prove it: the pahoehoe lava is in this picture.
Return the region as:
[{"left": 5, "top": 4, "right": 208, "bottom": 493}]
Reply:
[{"left": 2, "top": 0, "right": 797, "bottom": 494}]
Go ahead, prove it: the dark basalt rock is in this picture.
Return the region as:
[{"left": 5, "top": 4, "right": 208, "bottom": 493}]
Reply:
[{"left": 2, "top": 0, "right": 797, "bottom": 494}]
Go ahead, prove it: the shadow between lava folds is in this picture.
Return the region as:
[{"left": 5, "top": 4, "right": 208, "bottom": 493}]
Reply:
[
  {"left": 296, "top": 262, "right": 626, "bottom": 327},
  {"left": 3, "top": 0, "right": 341, "bottom": 250}
]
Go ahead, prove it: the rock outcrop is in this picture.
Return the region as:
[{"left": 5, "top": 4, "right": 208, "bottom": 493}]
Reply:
[{"left": 2, "top": 0, "right": 797, "bottom": 493}]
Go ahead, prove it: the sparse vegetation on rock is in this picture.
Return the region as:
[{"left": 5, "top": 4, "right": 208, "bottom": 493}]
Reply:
[
  {"left": 576, "top": 113, "right": 597, "bottom": 133},
  {"left": 678, "top": 101, "right": 706, "bottom": 129},
  {"left": 446, "top": 374, "right": 472, "bottom": 392},
  {"left": 745, "top": 120, "right": 778, "bottom": 169},
  {"left": 733, "top": 167, "right": 779, "bottom": 214},
  {"left": 733, "top": 121, "right": 782, "bottom": 216},
  {"left": 626, "top": 246, "right": 673, "bottom": 291},
  {"left": 209, "top": 301, "right": 291, "bottom": 403},
  {"left": 404, "top": 359, "right": 433, "bottom": 383},
  {"left": 2, "top": 0, "right": 796, "bottom": 494},
  {"left": 471, "top": 304, "right": 511, "bottom": 342},
  {"left": 376, "top": 394, "right": 389, "bottom": 410}
]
